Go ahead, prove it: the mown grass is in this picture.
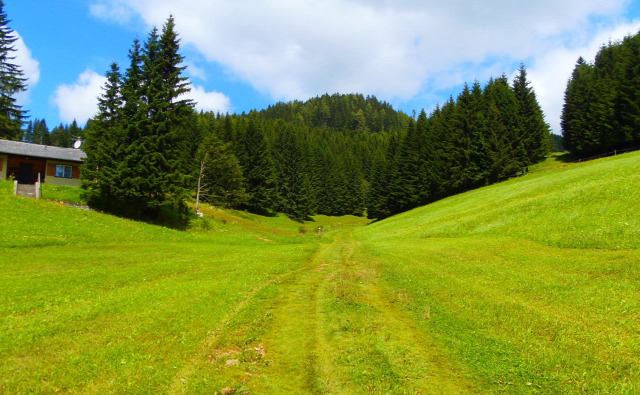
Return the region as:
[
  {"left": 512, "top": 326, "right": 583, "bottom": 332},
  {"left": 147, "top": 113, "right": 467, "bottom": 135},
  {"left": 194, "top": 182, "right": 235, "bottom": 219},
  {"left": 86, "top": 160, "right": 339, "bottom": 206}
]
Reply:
[
  {"left": 0, "top": 191, "right": 324, "bottom": 392},
  {"left": 1, "top": 151, "right": 638, "bottom": 393},
  {"left": 0, "top": 180, "right": 86, "bottom": 205},
  {"left": 355, "top": 151, "right": 640, "bottom": 393}
]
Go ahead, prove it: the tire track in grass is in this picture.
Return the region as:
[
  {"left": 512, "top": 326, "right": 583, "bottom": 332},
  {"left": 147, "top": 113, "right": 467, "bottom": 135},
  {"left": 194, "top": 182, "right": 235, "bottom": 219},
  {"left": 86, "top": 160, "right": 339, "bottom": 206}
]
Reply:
[
  {"left": 316, "top": 234, "right": 476, "bottom": 393},
  {"left": 251, "top": 233, "right": 347, "bottom": 393},
  {"left": 252, "top": 230, "right": 474, "bottom": 393},
  {"left": 166, "top": 249, "right": 320, "bottom": 394}
]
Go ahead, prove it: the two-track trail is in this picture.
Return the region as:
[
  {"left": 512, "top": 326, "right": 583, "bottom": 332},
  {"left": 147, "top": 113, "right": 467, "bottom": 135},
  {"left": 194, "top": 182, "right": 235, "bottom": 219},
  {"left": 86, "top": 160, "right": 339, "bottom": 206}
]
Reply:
[{"left": 169, "top": 230, "right": 474, "bottom": 394}]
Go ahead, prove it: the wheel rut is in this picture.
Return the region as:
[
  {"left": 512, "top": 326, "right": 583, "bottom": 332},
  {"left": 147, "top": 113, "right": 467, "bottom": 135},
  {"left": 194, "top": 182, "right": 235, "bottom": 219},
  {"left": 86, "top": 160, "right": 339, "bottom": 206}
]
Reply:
[{"left": 170, "top": 230, "right": 474, "bottom": 393}]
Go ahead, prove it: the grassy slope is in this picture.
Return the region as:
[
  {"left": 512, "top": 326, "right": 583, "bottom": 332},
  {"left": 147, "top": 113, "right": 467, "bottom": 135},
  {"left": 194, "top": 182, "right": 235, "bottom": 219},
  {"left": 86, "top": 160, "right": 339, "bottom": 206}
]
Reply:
[
  {"left": 0, "top": 187, "right": 367, "bottom": 393},
  {"left": 355, "top": 152, "right": 640, "bottom": 393},
  {"left": 1, "top": 152, "right": 639, "bottom": 393}
]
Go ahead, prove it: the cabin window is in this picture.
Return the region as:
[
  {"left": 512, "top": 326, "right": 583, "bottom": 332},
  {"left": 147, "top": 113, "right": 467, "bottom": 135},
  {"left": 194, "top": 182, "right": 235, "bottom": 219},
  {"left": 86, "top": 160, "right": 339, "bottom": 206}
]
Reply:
[{"left": 55, "top": 165, "right": 72, "bottom": 178}]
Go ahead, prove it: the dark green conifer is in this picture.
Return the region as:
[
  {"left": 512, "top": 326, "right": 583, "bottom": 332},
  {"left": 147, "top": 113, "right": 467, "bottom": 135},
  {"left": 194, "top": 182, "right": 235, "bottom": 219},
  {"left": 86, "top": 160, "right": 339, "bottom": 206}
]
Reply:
[
  {"left": 513, "top": 64, "right": 551, "bottom": 164},
  {"left": 0, "top": 1, "right": 26, "bottom": 139}
]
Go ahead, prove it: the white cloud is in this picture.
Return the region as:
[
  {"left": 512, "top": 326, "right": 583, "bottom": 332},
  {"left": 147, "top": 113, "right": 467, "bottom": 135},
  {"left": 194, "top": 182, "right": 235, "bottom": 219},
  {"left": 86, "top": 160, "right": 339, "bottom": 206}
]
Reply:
[
  {"left": 13, "top": 32, "right": 40, "bottom": 106},
  {"left": 89, "top": 2, "right": 135, "bottom": 24},
  {"left": 53, "top": 70, "right": 106, "bottom": 124},
  {"left": 187, "top": 84, "right": 231, "bottom": 114},
  {"left": 90, "top": 0, "right": 635, "bottom": 130},
  {"left": 186, "top": 62, "right": 208, "bottom": 81}
]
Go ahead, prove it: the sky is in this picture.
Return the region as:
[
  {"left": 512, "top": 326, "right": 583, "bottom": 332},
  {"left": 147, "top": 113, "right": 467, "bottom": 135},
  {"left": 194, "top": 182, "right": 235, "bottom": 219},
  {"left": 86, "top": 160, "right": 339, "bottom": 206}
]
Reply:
[{"left": 6, "top": 0, "right": 640, "bottom": 134}]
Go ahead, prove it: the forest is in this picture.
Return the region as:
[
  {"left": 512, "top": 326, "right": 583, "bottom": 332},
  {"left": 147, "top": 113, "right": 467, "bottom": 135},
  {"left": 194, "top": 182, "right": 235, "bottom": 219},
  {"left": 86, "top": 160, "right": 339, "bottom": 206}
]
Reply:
[
  {"left": 81, "top": 29, "right": 552, "bottom": 223},
  {"left": 562, "top": 31, "right": 640, "bottom": 156},
  {"left": 1, "top": 16, "right": 553, "bottom": 223}
]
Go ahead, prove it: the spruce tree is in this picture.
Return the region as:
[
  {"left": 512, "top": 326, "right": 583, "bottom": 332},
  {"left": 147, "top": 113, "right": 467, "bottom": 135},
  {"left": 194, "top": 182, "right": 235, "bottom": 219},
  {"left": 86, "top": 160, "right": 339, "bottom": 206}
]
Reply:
[
  {"left": 273, "top": 125, "right": 315, "bottom": 221},
  {"left": 366, "top": 154, "right": 390, "bottom": 220},
  {"left": 122, "top": 19, "right": 193, "bottom": 218},
  {"left": 82, "top": 62, "right": 123, "bottom": 211},
  {"left": 84, "top": 18, "right": 194, "bottom": 222},
  {"left": 513, "top": 64, "right": 551, "bottom": 164},
  {"left": 395, "top": 119, "right": 421, "bottom": 211},
  {"left": 0, "top": 0, "right": 26, "bottom": 139},
  {"left": 241, "top": 119, "right": 277, "bottom": 214}
]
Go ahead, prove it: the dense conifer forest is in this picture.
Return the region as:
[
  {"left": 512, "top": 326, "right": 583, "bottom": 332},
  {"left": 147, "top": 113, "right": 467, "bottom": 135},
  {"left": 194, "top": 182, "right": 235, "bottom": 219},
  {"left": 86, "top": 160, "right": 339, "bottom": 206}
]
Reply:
[
  {"left": 79, "top": 18, "right": 552, "bottom": 222},
  {"left": 562, "top": 30, "right": 640, "bottom": 157},
  {"left": 188, "top": 67, "right": 551, "bottom": 221},
  {"left": 2, "top": 14, "right": 555, "bottom": 223}
]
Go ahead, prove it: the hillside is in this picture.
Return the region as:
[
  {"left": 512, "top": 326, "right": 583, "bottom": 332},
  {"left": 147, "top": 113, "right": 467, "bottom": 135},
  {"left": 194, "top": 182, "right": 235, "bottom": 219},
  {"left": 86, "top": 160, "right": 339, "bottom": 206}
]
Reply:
[
  {"left": 354, "top": 151, "right": 640, "bottom": 392},
  {"left": 1, "top": 152, "right": 639, "bottom": 393},
  {"left": 258, "top": 93, "right": 412, "bottom": 133}
]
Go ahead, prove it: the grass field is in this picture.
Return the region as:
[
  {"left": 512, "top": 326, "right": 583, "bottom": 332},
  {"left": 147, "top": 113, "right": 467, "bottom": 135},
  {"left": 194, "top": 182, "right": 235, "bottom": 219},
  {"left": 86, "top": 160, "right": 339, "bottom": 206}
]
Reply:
[{"left": 1, "top": 152, "right": 639, "bottom": 393}]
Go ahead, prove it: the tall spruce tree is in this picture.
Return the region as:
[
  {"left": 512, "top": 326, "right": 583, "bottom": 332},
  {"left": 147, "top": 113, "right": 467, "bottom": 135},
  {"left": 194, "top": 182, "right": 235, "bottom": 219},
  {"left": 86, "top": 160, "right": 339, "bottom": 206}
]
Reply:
[
  {"left": 196, "top": 132, "right": 247, "bottom": 208},
  {"left": 513, "top": 64, "right": 551, "bottom": 164},
  {"left": 0, "top": 1, "right": 27, "bottom": 139},
  {"left": 240, "top": 119, "right": 277, "bottom": 214},
  {"left": 82, "top": 62, "right": 123, "bottom": 211},
  {"left": 84, "top": 18, "right": 194, "bottom": 222},
  {"left": 273, "top": 125, "right": 315, "bottom": 221}
]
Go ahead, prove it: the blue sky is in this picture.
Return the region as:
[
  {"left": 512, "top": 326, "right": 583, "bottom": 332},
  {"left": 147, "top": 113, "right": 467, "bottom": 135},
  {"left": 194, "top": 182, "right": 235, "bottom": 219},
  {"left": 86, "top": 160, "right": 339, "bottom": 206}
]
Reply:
[{"left": 6, "top": 0, "right": 640, "bottom": 133}]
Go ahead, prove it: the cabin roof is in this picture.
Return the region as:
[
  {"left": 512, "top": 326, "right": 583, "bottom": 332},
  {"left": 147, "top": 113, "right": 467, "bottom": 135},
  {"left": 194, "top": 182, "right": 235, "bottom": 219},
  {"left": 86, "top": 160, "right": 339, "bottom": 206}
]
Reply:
[{"left": 0, "top": 139, "right": 86, "bottom": 162}]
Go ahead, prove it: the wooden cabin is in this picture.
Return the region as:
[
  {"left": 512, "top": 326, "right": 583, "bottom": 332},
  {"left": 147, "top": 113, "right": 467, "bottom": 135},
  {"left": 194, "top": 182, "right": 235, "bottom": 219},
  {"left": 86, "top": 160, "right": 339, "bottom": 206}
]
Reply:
[{"left": 0, "top": 139, "right": 86, "bottom": 187}]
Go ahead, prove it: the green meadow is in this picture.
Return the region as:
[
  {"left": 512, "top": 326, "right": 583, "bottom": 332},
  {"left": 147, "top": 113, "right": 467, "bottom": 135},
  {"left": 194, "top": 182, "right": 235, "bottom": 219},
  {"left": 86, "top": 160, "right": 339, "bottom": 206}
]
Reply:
[{"left": 1, "top": 151, "right": 639, "bottom": 393}]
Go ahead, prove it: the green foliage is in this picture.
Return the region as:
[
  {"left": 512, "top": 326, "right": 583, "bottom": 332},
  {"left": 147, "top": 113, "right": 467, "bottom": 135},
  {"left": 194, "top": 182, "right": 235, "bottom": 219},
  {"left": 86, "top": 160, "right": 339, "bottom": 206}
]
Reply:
[
  {"left": 196, "top": 132, "right": 247, "bottom": 208},
  {"left": 261, "top": 93, "right": 411, "bottom": 133},
  {"left": 82, "top": 18, "right": 193, "bottom": 224},
  {"left": 0, "top": 0, "right": 26, "bottom": 140},
  {"left": 562, "top": 32, "right": 640, "bottom": 156},
  {"left": 273, "top": 124, "right": 316, "bottom": 221},
  {"left": 369, "top": 70, "right": 550, "bottom": 220},
  {"left": 237, "top": 119, "right": 278, "bottom": 214}
]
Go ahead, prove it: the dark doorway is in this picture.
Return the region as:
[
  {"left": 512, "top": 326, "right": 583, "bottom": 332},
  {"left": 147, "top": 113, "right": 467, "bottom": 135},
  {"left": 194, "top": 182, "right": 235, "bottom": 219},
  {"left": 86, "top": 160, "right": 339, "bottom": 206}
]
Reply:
[{"left": 18, "top": 162, "right": 33, "bottom": 184}]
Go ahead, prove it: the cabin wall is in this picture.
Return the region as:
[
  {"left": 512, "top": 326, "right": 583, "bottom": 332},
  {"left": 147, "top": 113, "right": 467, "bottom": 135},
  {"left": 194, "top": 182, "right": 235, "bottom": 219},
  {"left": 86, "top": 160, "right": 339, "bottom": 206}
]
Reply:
[
  {"left": 45, "top": 160, "right": 82, "bottom": 187},
  {"left": 0, "top": 154, "right": 6, "bottom": 180}
]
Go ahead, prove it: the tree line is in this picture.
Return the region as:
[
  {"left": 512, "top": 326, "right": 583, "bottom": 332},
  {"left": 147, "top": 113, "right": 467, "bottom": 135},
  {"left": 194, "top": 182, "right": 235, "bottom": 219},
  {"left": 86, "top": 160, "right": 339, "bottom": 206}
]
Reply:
[
  {"left": 0, "top": 6, "right": 553, "bottom": 224},
  {"left": 19, "top": 119, "right": 85, "bottom": 147},
  {"left": 83, "top": 16, "right": 552, "bottom": 223},
  {"left": 562, "top": 30, "right": 640, "bottom": 157}
]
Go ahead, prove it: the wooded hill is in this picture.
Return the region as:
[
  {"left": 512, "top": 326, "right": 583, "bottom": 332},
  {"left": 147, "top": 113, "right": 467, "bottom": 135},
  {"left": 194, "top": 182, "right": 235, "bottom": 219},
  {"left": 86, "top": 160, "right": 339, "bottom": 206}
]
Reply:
[
  {"left": 181, "top": 66, "right": 550, "bottom": 222},
  {"left": 79, "top": 17, "right": 551, "bottom": 223}
]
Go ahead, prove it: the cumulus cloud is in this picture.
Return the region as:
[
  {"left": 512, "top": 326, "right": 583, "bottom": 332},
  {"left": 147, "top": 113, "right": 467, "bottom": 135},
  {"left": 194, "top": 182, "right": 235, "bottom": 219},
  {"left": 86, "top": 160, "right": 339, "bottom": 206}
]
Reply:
[
  {"left": 90, "top": 0, "right": 636, "bottom": 131},
  {"left": 53, "top": 70, "right": 106, "bottom": 124},
  {"left": 13, "top": 32, "right": 40, "bottom": 105},
  {"left": 187, "top": 84, "right": 231, "bottom": 114}
]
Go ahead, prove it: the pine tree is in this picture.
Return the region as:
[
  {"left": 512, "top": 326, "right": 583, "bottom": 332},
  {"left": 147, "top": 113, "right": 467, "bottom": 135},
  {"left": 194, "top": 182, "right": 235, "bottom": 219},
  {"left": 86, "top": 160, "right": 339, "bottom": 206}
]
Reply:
[
  {"left": 273, "top": 125, "right": 315, "bottom": 221},
  {"left": 395, "top": 119, "right": 421, "bottom": 211},
  {"left": 82, "top": 62, "right": 123, "bottom": 211},
  {"left": 123, "top": 18, "right": 193, "bottom": 218},
  {"left": 0, "top": 1, "right": 27, "bottom": 139},
  {"left": 83, "top": 18, "right": 194, "bottom": 223},
  {"left": 366, "top": 153, "right": 390, "bottom": 219},
  {"left": 32, "top": 119, "right": 50, "bottom": 145},
  {"left": 241, "top": 119, "right": 277, "bottom": 214},
  {"left": 22, "top": 119, "right": 33, "bottom": 142},
  {"left": 513, "top": 64, "right": 551, "bottom": 164}
]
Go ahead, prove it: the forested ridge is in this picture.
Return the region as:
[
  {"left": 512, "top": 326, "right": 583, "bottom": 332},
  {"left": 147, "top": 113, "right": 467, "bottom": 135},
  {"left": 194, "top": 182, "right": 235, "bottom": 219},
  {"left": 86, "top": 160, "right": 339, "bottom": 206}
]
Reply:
[
  {"left": 1, "top": 13, "right": 552, "bottom": 223},
  {"left": 79, "top": 17, "right": 551, "bottom": 223},
  {"left": 176, "top": 65, "right": 551, "bottom": 222}
]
